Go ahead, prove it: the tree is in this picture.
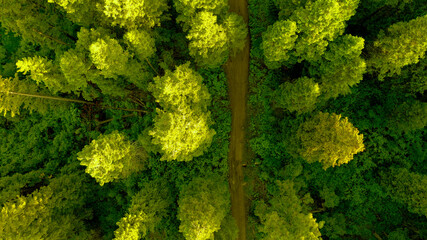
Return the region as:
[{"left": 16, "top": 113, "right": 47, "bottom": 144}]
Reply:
[
  {"left": 273, "top": 0, "right": 308, "bottom": 19},
  {"left": 292, "top": 112, "right": 365, "bottom": 169},
  {"left": 261, "top": 20, "right": 298, "bottom": 69},
  {"left": 223, "top": 13, "right": 248, "bottom": 57},
  {"left": 101, "top": 0, "right": 169, "bottom": 29},
  {"left": 148, "top": 63, "right": 215, "bottom": 161},
  {"left": 89, "top": 36, "right": 130, "bottom": 78},
  {"left": 382, "top": 168, "right": 427, "bottom": 217},
  {"left": 214, "top": 214, "right": 239, "bottom": 240},
  {"left": 47, "top": 0, "right": 104, "bottom": 27},
  {"left": 0, "top": 173, "right": 94, "bottom": 240},
  {"left": 289, "top": 0, "right": 359, "bottom": 62},
  {"left": 177, "top": 175, "right": 230, "bottom": 240},
  {"left": 310, "top": 34, "right": 366, "bottom": 100},
  {"left": 387, "top": 100, "right": 427, "bottom": 133},
  {"left": 0, "top": 0, "right": 75, "bottom": 49},
  {"left": 174, "top": 0, "right": 229, "bottom": 27},
  {"left": 0, "top": 75, "right": 60, "bottom": 117},
  {"left": 255, "top": 180, "right": 323, "bottom": 239},
  {"left": 273, "top": 76, "right": 320, "bottom": 114},
  {"left": 124, "top": 29, "right": 156, "bottom": 61},
  {"left": 187, "top": 11, "right": 229, "bottom": 68},
  {"left": 368, "top": 14, "right": 427, "bottom": 80},
  {"left": 77, "top": 131, "right": 146, "bottom": 186},
  {"left": 114, "top": 180, "right": 172, "bottom": 240}
]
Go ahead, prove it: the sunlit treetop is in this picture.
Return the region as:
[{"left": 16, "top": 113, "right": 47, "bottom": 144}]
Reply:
[
  {"left": 289, "top": 0, "right": 360, "bottom": 62},
  {"left": 261, "top": 20, "right": 298, "bottom": 69},
  {"left": 368, "top": 14, "right": 427, "bottom": 80},
  {"left": 89, "top": 36, "right": 130, "bottom": 78},
  {"left": 102, "top": 0, "right": 169, "bottom": 29},
  {"left": 124, "top": 29, "right": 156, "bottom": 61},
  {"left": 77, "top": 131, "right": 146, "bottom": 186},
  {"left": 294, "top": 112, "right": 365, "bottom": 169}
]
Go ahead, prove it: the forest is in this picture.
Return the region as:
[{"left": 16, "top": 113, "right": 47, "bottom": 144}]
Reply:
[{"left": 0, "top": 0, "right": 425, "bottom": 240}]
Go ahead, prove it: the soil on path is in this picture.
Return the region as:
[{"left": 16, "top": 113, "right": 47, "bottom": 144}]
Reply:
[{"left": 224, "top": 0, "right": 249, "bottom": 239}]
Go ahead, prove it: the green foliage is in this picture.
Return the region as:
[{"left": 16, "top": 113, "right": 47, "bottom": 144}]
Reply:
[
  {"left": 273, "top": 76, "right": 320, "bottom": 114},
  {"left": 224, "top": 13, "right": 248, "bottom": 57},
  {"left": 310, "top": 34, "right": 366, "bottom": 100},
  {"left": 293, "top": 112, "right": 365, "bottom": 169},
  {"left": 77, "top": 131, "right": 146, "bottom": 186},
  {"left": 187, "top": 11, "right": 229, "bottom": 68},
  {"left": 368, "top": 14, "right": 427, "bottom": 80},
  {"left": 114, "top": 180, "right": 172, "bottom": 239},
  {"left": 255, "top": 180, "right": 322, "bottom": 239},
  {"left": 274, "top": 0, "right": 308, "bottom": 19},
  {"left": 47, "top": 0, "right": 102, "bottom": 26},
  {"left": 124, "top": 29, "right": 156, "bottom": 61},
  {"left": 89, "top": 36, "right": 130, "bottom": 78},
  {"left": 0, "top": 75, "right": 56, "bottom": 116},
  {"left": 0, "top": 0, "right": 75, "bottom": 50},
  {"left": 214, "top": 214, "right": 239, "bottom": 240},
  {"left": 289, "top": 0, "right": 359, "bottom": 62},
  {"left": 174, "top": 0, "right": 229, "bottom": 26},
  {"left": 382, "top": 168, "right": 427, "bottom": 217},
  {"left": 0, "top": 173, "right": 93, "bottom": 240},
  {"left": 148, "top": 63, "right": 215, "bottom": 161},
  {"left": 261, "top": 20, "right": 298, "bottom": 69},
  {"left": 177, "top": 175, "right": 230, "bottom": 240},
  {"left": 102, "top": 0, "right": 169, "bottom": 29},
  {"left": 387, "top": 100, "right": 427, "bottom": 133}
]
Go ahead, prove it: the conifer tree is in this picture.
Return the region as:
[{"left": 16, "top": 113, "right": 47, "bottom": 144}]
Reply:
[
  {"left": 0, "top": 0, "right": 75, "bottom": 49},
  {"left": 293, "top": 112, "right": 365, "bottom": 169},
  {"left": 255, "top": 180, "right": 323, "bottom": 239},
  {"left": 148, "top": 63, "right": 215, "bottom": 161},
  {"left": 77, "top": 131, "right": 146, "bottom": 186},
  {"left": 368, "top": 14, "right": 427, "bottom": 80},
  {"left": 310, "top": 34, "right": 366, "bottom": 100},
  {"left": 114, "top": 180, "right": 172, "bottom": 240},
  {"left": 0, "top": 75, "right": 59, "bottom": 116},
  {"left": 274, "top": 77, "right": 320, "bottom": 114},
  {"left": 177, "top": 175, "right": 230, "bottom": 240}
]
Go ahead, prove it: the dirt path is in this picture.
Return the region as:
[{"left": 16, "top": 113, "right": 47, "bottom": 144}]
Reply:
[{"left": 224, "top": 0, "right": 249, "bottom": 239}]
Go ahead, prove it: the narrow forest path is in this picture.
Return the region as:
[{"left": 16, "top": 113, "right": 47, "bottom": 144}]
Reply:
[{"left": 224, "top": 0, "right": 250, "bottom": 239}]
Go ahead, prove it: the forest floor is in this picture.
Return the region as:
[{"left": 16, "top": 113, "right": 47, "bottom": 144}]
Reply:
[{"left": 224, "top": 0, "right": 250, "bottom": 239}]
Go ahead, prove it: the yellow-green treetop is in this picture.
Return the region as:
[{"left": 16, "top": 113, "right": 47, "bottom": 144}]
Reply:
[
  {"left": 368, "top": 14, "right": 427, "bottom": 80},
  {"left": 77, "top": 131, "right": 146, "bottom": 186},
  {"left": 294, "top": 112, "right": 365, "bottom": 169},
  {"left": 148, "top": 63, "right": 215, "bottom": 161},
  {"left": 177, "top": 175, "right": 230, "bottom": 240},
  {"left": 255, "top": 180, "right": 323, "bottom": 239}
]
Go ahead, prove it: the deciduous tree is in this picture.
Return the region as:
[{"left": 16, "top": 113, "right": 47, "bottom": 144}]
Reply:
[
  {"left": 177, "top": 175, "right": 230, "bottom": 240},
  {"left": 77, "top": 131, "right": 146, "bottom": 186},
  {"left": 292, "top": 112, "right": 365, "bottom": 169},
  {"left": 368, "top": 14, "right": 427, "bottom": 80}
]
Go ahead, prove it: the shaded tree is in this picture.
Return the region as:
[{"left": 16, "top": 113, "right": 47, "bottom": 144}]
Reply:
[
  {"left": 368, "top": 14, "right": 427, "bottom": 80},
  {"left": 273, "top": 76, "right": 320, "bottom": 115}
]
